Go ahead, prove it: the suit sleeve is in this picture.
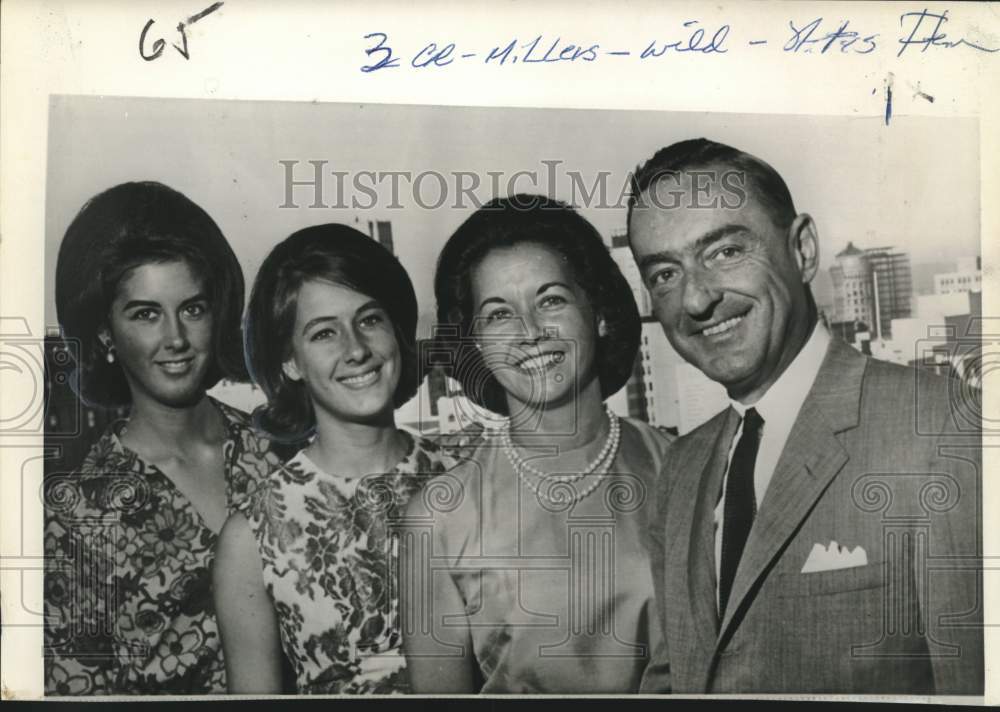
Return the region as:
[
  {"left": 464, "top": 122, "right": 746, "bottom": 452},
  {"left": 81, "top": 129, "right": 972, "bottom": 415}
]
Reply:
[
  {"left": 638, "top": 449, "right": 673, "bottom": 693},
  {"left": 921, "top": 387, "right": 983, "bottom": 694}
]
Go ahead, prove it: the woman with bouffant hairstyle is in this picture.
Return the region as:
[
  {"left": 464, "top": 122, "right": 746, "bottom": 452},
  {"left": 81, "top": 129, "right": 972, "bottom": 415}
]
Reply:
[
  {"left": 55, "top": 182, "right": 248, "bottom": 407},
  {"left": 44, "top": 181, "right": 279, "bottom": 695},
  {"left": 242, "top": 224, "right": 420, "bottom": 443},
  {"left": 402, "top": 195, "right": 674, "bottom": 693},
  {"left": 433, "top": 193, "right": 640, "bottom": 415},
  {"left": 214, "top": 224, "right": 457, "bottom": 694}
]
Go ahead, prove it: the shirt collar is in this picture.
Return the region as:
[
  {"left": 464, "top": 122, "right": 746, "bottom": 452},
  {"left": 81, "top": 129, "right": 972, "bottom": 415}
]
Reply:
[{"left": 729, "top": 322, "right": 831, "bottom": 424}]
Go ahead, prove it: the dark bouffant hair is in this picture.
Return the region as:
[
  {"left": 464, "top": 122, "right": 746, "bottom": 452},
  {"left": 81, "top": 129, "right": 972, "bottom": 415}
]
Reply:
[
  {"left": 245, "top": 224, "right": 419, "bottom": 441},
  {"left": 434, "top": 194, "right": 640, "bottom": 416},
  {"left": 55, "top": 181, "right": 247, "bottom": 408},
  {"left": 627, "top": 137, "right": 797, "bottom": 232}
]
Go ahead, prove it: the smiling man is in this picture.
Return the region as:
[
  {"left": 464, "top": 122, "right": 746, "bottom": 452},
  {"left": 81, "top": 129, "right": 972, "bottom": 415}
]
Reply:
[{"left": 628, "top": 138, "right": 982, "bottom": 694}]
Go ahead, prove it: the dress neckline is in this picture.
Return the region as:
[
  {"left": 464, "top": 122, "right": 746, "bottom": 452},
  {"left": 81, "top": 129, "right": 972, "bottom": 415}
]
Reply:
[
  {"left": 103, "top": 396, "right": 241, "bottom": 534},
  {"left": 295, "top": 428, "right": 417, "bottom": 481}
]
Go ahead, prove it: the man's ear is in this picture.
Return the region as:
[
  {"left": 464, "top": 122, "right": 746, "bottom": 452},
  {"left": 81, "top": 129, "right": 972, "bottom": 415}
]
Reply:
[
  {"left": 788, "top": 213, "right": 819, "bottom": 285},
  {"left": 282, "top": 358, "right": 302, "bottom": 382}
]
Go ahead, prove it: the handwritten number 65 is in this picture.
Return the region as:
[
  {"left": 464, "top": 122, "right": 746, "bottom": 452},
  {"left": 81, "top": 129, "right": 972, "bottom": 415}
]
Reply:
[
  {"left": 362, "top": 32, "right": 400, "bottom": 72},
  {"left": 139, "top": 3, "right": 224, "bottom": 61}
]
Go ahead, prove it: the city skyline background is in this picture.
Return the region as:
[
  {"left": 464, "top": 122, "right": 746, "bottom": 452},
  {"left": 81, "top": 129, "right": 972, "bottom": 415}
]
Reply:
[
  {"left": 42, "top": 97, "right": 982, "bottom": 456},
  {"left": 45, "top": 97, "right": 979, "bottom": 327}
]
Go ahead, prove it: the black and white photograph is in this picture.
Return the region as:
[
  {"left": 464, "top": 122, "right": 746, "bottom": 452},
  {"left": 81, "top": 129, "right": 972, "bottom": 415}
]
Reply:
[
  {"left": 34, "top": 96, "right": 985, "bottom": 697},
  {"left": 1, "top": 0, "right": 996, "bottom": 703}
]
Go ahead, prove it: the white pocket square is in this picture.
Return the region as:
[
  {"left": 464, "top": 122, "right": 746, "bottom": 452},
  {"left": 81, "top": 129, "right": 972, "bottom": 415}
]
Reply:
[{"left": 801, "top": 540, "right": 868, "bottom": 573}]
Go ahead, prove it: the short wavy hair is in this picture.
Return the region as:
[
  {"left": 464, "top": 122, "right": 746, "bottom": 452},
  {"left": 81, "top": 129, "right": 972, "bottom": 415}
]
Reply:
[
  {"left": 434, "top": 194, "right": 640, "bottom": 416},
  {"left": 245, "top": 224, "right": 419, "bottom": 441},
  {"left": 627, "top": 137, "right": 797, "bottom": 232},
  {"left": 55, "top": 181, "right": 247, "bottom": 408}
]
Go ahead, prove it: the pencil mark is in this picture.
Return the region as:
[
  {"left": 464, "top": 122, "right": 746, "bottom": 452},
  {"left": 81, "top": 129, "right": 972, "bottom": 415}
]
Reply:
[
  {"left": 139, "top": 1, "right": 224, "bottom": 62},
  {"left": 884, "top": 72, "right": 894, "bottom": 126},
  {"left": 909, "top": 80, "right": 935, "bottom": 103}
]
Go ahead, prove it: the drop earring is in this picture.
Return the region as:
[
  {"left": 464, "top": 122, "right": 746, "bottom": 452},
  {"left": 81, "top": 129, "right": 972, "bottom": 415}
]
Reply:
[{"left": 105, "top": 346, "right": 116, "bottom": 364}]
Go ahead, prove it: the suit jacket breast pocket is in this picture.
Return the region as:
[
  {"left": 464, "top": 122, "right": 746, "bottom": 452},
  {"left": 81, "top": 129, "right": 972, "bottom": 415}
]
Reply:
[{"left": 777, "top": 560, "right": 885, "bottom": 597}]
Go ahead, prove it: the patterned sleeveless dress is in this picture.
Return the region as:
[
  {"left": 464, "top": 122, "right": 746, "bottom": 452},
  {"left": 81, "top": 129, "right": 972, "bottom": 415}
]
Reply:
[
  {"left": 43, "top": 398, "right": 279, "bottom": 694},
  {"left": 242, "top": 430, "right": 456, "bottom": 694}
]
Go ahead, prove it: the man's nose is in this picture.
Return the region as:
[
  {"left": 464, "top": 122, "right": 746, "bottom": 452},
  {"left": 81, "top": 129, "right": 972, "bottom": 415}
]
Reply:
[{"left": 681, "top": 268, "right": 723, "bottom": 319}]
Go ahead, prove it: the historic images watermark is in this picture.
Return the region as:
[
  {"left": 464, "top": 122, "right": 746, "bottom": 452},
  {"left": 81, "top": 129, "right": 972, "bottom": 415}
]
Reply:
[{"left": 278, "top": 160, "right": 749, "bottom": 212}]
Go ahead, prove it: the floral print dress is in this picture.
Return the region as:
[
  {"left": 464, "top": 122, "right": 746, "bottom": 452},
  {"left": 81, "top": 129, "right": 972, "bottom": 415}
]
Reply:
[
  {"left": 243, "top": 431, "right": 456, "bottom": 694},
  {"left": 43, "top": 398, "right": 280, "bottom": 695}
]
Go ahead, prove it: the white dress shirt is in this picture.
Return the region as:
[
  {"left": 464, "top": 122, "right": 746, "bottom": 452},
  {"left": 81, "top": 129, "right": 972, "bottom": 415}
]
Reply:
[{"left": 714, "top": 323, "right": 831, "bottom": 609}]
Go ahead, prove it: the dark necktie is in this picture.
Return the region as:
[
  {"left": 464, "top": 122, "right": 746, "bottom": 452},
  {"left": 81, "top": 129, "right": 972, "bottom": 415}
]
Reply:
[{"left": 718, "top": 407, "right": 764, "bottom": 619}]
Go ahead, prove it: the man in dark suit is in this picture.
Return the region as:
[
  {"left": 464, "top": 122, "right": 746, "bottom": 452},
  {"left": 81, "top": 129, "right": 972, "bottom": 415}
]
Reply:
[{"left": 627, "top": 138, "right": 982, "bottom": 694}]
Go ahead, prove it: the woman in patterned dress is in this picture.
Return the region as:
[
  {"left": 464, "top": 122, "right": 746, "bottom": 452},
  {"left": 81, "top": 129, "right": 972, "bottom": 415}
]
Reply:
[
  {"left": 43, "top": 181, "right": 280, "bottom": 694},
  {"left": 213, "top": 224, "right": 456, "bottom": 694},
  {"left": 402, "top": 195, "right": 675, "bottom": 693}
]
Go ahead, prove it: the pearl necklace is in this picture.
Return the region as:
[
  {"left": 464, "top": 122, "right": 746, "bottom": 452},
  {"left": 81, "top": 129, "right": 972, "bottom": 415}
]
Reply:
[{"left": 500, "top": 406, "right": 621, "bottom": 506}]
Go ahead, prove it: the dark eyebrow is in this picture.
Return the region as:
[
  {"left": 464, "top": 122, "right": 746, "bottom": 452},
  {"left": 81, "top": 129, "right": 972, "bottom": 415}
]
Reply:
[
  {"left": 537, "top": 281, "right": 571, "bottom": 295},
  {"left": 637, "top": 251, "right": 677, "bottom": 271},
  {"left": 302, "top": 315, "right": 339, "bottom": 335},
  {"left": 180, "top": 293, "right": 209, "bottom": 306},
  {"left": 302, "top": 300, "right": 383, "bottom": 335},
  {"left": 477, "top": 296, "right": 507, "bottom": 312},
  {"left": 637, "top": 224, "right": 749, "bottom": 270},
  {"left": 122, "top": 299, "right": 160, "bottom": 311},
  {"left": 121, "top": 292, "right": 208, "bottom": 311},
  {"left": 695, "top": 224, "right": 750, "bottom": 251},
  {"left": 477, "top": 281, "right": 572, "bottom": 312},
  {"left": 354, "top": 299, "right": 382, "bottom": 315}
]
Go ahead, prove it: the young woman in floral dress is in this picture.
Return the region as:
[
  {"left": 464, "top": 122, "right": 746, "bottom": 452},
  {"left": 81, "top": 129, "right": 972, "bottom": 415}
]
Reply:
[
  {"left": 213, "top": 224, "right": 457, "bottom": 694},
  {"left": 44, "top": 182, "right": 280, "bottom": 694}
]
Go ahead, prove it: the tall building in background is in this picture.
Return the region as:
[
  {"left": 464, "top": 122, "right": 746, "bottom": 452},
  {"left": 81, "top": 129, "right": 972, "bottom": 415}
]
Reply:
[
  {"left": 934, "top": 256, "right": 982, "bottom": 295},
  {"left": 367, "top": 219, "right": 394, "bottom": 254},
  {"left": 675, "top": 362, "right": 730, "bottom": 435},
  {"left": 607, "top": 230, "right": 654, "bottom": 423},
  {"left": 865, "top": 246, "right": 912, "bottom": 339},
  {"left": 829, "top": 242, "right": 912, "bottom": 340},
  {"left": 829, "top": 242, "right": 875, "bottom": 329},
  {"left": 637, "top": 320, "right": 678, "bottom": 429},
  {"left": 395, "top": 373, "right": 441, "bottom": 434},
  {"left": 610, "top": 231, "right": 651, "bottom": 318}
]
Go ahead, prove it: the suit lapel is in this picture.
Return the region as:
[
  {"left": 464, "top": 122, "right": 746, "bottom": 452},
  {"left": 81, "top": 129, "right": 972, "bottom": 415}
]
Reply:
[
  {"left": 682, "top": 408, "right": 739, "bottom": 650},
  {"left": 716, "top": 339, "right": 868, "bottom": 639}
]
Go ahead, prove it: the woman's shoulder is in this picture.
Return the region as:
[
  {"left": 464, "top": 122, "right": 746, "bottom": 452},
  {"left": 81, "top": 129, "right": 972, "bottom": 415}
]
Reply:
[
  {"left": 44, "top": 426, "right": 143, "bottom": 517},
  {"left": 409, "top": 430, "right": 464, "bottom": 469},
  {"left": 210, "top": 396, "right": 263, "bottom": 447},
  {"left": 615, "top": 417, "right": 676, "bottom": 483},
  {"left": 75, "top": 422, "right": 131, "bottom": 473},
  {"left": 407, "top": 430, "right": 486, "bottom": 490},
  {"left": 403, "top": 433, "right": 486, "bottom": 528},
  {"left": 620, "top": 417, "right": 676, "bottom": 452},
  {"left": 428, "top": 422, "right": 490, "bottom": 462}
]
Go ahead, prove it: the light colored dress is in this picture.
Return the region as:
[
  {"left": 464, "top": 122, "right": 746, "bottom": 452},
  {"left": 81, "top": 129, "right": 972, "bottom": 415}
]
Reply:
[
  {"left": 417, "top": 417, "right": 674, "bottom": 693},
  {"left": 243, "top": 431, "right": 457, "bottom": 694}
]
